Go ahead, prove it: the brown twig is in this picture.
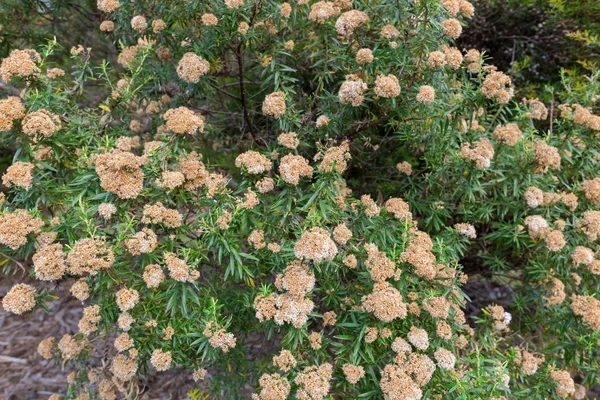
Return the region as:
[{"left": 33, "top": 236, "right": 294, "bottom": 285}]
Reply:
[{"left": 236, "top": 41, "right": 255, "bottom": 141}]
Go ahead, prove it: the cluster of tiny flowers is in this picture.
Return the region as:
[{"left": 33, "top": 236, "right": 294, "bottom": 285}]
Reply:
[
  {"left": 294, "top": 227, "right": 338, "bottom": 263},
  {"left": 0, "top": 209, "right": 44, "bottom": 250},
  {"left": 71, "top": 279, "right": 90, "bottom": 301},
  {"left": 254, "top": 261, "right": 315, "bottom": 328},
  {"left": 338, "top": 75, "right": 368, "bottom": 106},
  {"left": 201, "top": 13, "right": 218, "bottom": 26},
  {"left": 142, "top": 202, "right": 183, "bottom": 228},
  {"left": 317, "top": 141, "right": 351, "bottom": 174},
  {"left": 481, "top": 71, "right": 514, "bottom": 104},
  {"left": 454, "top": 223, "right": 476, "bottom": 239},
  {"left": 2, "top": 283, "right": 36, "bottom": 314},
  {"left": 416, "top": 85, "right": 435, "bottom": 104},
  {"left": 115, "top": 288, "right": 139, "bottom": 312},
  {"left": 98, "top": 203, "right": 117, "bottom": 220},
  {"left": 342, "top": 364, "right": 365, "bottom": 384},
  {"left": 0, "top": 49, "right": 41, "bottom": 81},
  {"left": 163, "top": 106, "right": 204, "bottom": 134},
  {"left": 143, "top": 264, "right": 165, "bottom": 288},
  {"left": 58, "top": 334, "right": 85, "bottom": 360},
  {"left": 235, "top": 150, "right": 273, "bottom": 174},
  {"left": 66, "top": 238, "right": 114, "bottom": 275},
  {"left": 125, "top": 228, "right": 157, "bottom": 255},
  {"left": 97, "top": 0, "right": 121, "bottom": 13},
  {"left": 550, "top": 370, "right": 575, "bottom": 398},
  {"left": 176, "top": 52, "right": 210, "bottom": 83},
  {"left": 164, "top": 252, "right": 199, "bottom": 282},
  {"left": 150, "top": 349, "right": 172, "bottom": 371},
  {"left": 374, "top": 74, "right": 401, "bottom": 98},
  {"left": 459, "top": 138, "right": 494, "bottom": 168},
  {"left": 33, "top": 243, "right": 66, "bottom": 281},
  {"left": 22, "top": 109, "right": 61, "bottom": 140},
  {"left": 0, "top": 96, "right": 25, "bottom": 132},
  {"left": 2, "top": 161, "right": 35, "bottom": 190},
  {"left": 315, "top": 115, "right": 330, "bottom": 128},
  {"left": 37, "top": 336, "right": 55, "bottom": 359},
  {"left": 492, "top": 123, "right": 523, "bottom": 146},
  {"left": 253, "top": 373, "right": 291, "bottom": 400},
  {"left": 487, "top": 304, "right": 512, "bottom": 332},
  {"left": 309, "top": 1, "right": 341, "bottom": 23},
  {"left": 533, "top": 140, "right": 561, "bottom": 173},
  {"left": 130, "top": 15, "right": 147, "bottom": 33},
  {"left": 279, "top": 154, "right": 313, "bottom": 185},
  {"left": 362, "top": 284, "right": 407, "bottom": 322},
  {"left": 571, "top": 104, "right": 600, "bottom": 131},
  {"left": 515, "top": 349, "right": 545, "bottom": 375},
  {"left": 78, "top": 305, "right": 102, "bottom": 335},
  {"left": 273, "top": 349, "right": 297, "bottom": 372},
  {"left": 400, "top": 231, "right": 438, "bottom": 280},
  {"left": 580, "top": 177, "right": 600, "bottom": 204},
  {"left": 203, "top": 321, "right": 237, "bottom": 353},
  {"left": 570, "top": 295, "right": 600, "bottom": 330},
  {"left": 335, "top": 10, "right": 369, "bottom": 36},
  {"left": 277, "top": 132, "right": 299, "bottom": 149},
  {"left": 262, "top": 92, "right": 286, "bottom": 119},
  {"left": 441, "top": 18, "right": 462, "bottom": 39},
  {"left": 294, "top": 363, "right": 333, "bottom": 400},
  {"left": 95, "top": 149, "right": 145, "bottom": 199},
  {"left": 522, "top": 98, "right": 549, "bottom": 120},
  {"left": 356, "top": 48, "right": 374, "bottom": 64}
]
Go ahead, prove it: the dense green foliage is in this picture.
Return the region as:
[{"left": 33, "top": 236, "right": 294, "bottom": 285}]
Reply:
[{"left": 0, "top": 0, "right": 599, "bottom": 399}]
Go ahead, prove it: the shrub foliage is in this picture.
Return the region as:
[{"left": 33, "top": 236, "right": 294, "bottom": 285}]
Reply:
[{"left": 0, "top": 0, "right": 599, "bottom": 399}]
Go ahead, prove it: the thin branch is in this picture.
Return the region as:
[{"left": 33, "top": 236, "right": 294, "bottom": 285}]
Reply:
[{"left": 236, "top": 41, "right": 255, "bottom": 141}]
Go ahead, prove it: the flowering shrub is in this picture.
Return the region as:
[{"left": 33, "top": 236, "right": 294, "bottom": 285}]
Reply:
[{"left": 0, "top": 0, "right": 599, "bottom": 399}]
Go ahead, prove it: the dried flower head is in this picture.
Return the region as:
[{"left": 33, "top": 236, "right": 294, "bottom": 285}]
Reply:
[
  {"left": 37, "top": 336, "right": 55, "bottom": 359},
  {"left": 66, "top": 238, "right": 115, "bottom": 276},
  {"left": 163, "top": 106, "right": 205, "bottom": 134},
  {"left": 70, "top": 279, "right": 90, "bottom": 301},
  {"left": 361, "top": 285, "right": 407, "bottom": 322},
  {"left": 356, "top": 48, "right": 374, "bottom": 64},
  {"left": 95, "top": 149, "right": 145, "bottom": 199},
  {"left": 130, "top": 15, "right": 147, "bottom": 33},
  {"left": 150, "top": 349, "right": 172, "bottom": 371},
  {"left": 294, "top": 363, "right": 333, "bottom": 400},
  {"left": 273, "top": 349, "right": 297, "bottom": 372},
  {"left": 335, "top": 10, "right": 369, "bottom": 36},
  {"left": 0, "top": 49, "right": 41, "bottom": 81},
  {"left": 279, "top": 154, "right": 313, "bottom": 185},
  {"left": 294, "top": 227, "right": 338, "bottom": 263},
  {"left": 176, "top": 52, "right": 210, "bottom": 83},
  {"left": 143, "top": 264, "right": 164, "bottom": 288},
  {"left": 98, "top": 203, "right": 117, "bottom": 220},
  {"left": 142, "top": 203, "right": 183, "bottom": 228},
  {"left": 262, "top": 92, "right": 286, "bottom": 119},
  {"left": 277, "top": 132, "right": 299, "bottom": 149},
  {"left": 256, "top": 373, "right": 291, "bottom": 400},
  {"left": 236, "top": 150, "right": 273, "bottom": 174},
  {"left": 33, "top": 243, "right": 66, "bottom": 281},
  {"left": 342, "top": 364, "right": 365, "bottom": 384},
  {"left": 482, "top": 71, "right": 514, "bottom": 104},
  {"left": 97, "top": 0, "right": 121, "bottom": 13},
  {"left": 338, "top": 75, "right": 367, "bottom": 106},
  {"left": 441, "top": 18, "right": 462, "bottom": 39},
  {"left": 0, "top": 209, "right": 44, "bottom": 250},
  {"left": 2, "top": 283, "right": 36, "bottom": 314},
  {"left": 115, "top": 288, "right": 139, "bottom": 312},
  {"left": 374, "top": 74, "right": 401, "bottom": 98},
  {"left": 2, "top": 161, "right": 35, "bottom": 190}
]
